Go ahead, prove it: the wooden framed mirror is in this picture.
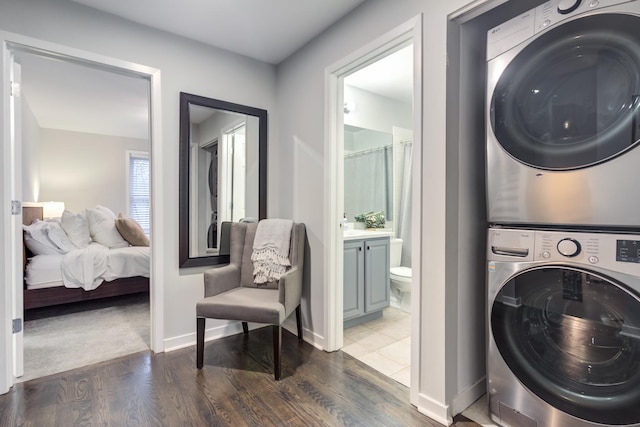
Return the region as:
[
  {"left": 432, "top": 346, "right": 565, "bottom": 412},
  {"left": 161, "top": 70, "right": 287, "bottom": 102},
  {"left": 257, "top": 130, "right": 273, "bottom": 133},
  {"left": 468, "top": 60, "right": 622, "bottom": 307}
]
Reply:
[{"left": 179, "top": 92, "right": 267, "bottom": 268}]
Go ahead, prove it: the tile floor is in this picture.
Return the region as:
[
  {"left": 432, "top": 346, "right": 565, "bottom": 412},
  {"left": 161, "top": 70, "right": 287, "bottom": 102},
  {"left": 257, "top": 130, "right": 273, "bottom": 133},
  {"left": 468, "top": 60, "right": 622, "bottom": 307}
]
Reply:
[
  {"left": 461, "top": 395, "right": 497, "bottom": 426},
  {"left": 341, "top": 306, "right": 411, "bottom": 387}
]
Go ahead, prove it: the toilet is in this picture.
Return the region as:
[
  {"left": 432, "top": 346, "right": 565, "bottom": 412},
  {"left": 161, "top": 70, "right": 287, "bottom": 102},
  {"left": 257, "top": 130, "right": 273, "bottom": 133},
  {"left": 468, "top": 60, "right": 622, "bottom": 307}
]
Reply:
[{"left": 390, "top": 238, "right": 412, "bottom": 313}]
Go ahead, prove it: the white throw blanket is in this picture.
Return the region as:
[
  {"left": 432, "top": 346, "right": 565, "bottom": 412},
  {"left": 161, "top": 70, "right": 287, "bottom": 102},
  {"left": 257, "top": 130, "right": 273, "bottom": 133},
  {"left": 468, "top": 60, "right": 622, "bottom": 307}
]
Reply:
[{"left": 251, "top": 219, "right": 293, "bottom": 285}]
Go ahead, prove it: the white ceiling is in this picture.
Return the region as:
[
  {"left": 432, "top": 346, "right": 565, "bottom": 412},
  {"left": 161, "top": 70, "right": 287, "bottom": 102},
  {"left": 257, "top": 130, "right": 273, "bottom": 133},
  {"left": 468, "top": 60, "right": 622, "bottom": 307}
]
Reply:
[
  {"left": 18, "top": 1, "right": 412, "bottom": 139},
  {"left": 17, "top": 52, "right": 150, "bottom": 139},
  {"left": 70, "top": 0, "right": 368, "bottom": 65},
  {"left": 345, "top": 44, "right": 414, "bottom": 104}
]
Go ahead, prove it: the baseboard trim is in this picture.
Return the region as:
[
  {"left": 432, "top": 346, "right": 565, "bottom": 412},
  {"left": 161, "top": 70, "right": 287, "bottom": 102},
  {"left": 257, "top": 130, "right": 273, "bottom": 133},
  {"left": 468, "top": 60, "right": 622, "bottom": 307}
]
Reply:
[
  {"left": 416, "top": 392, "right": 452, "bottom": 426},
  {"left": 164, "top": 319, "right": 324, "bottom": 353},
  {"left": 282, "top": 317, "right": 325, "bottom": 350},
  {"left": 451, "top": 376, "right": 486, "bottom": 416},
  {"left": 163, "top": 321, "right": 244, "bottom": 352}
]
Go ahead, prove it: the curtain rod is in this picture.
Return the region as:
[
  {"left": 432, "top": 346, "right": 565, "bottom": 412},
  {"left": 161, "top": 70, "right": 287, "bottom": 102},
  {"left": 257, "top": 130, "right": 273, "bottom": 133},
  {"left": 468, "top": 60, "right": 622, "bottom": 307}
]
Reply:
[{"left": 345, "top": 144, "right": 392, "bottom": 158}]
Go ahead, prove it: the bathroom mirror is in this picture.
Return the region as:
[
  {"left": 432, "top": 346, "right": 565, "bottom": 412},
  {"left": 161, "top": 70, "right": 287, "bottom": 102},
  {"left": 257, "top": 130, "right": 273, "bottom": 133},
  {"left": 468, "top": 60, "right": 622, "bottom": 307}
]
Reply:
[
  {"left": 179, "top": 92, "right": 267, "bottom": 268},
  {"left": 343, "top": 125, "right": 394, "bottom": 224}
]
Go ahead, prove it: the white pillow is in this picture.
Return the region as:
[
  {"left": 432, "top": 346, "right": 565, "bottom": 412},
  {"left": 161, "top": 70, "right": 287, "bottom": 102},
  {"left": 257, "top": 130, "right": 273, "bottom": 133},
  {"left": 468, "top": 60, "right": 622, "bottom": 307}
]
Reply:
[
  {"left": 46, "top": 221, "right": 76, "bottom": 253},
  {"left": 23, "top": 221, "right": 61, "bottom": 255},
  {"left": 96, "top": 205, "right": 117, "bottom": 220},
  {"left": 86, "top": 208, "right": 129, "bottom": 248},
  {"left": 61, "top": 210, "right": 91, "bottom": 249}
]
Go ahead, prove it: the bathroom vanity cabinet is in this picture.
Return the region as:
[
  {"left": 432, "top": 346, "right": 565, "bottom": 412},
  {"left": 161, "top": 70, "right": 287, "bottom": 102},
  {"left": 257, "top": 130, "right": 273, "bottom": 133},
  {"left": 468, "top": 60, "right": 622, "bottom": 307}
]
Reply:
[{"left": 343, "top": 236, "right": 390, "bottom": 329}]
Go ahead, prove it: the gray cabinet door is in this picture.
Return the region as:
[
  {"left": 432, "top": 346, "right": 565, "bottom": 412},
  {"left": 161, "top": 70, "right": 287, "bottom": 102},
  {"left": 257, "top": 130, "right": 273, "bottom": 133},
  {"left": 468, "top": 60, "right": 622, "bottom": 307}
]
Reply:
[
  {"left": 364, "top": 238, "right": 390, "bottom": 313},
  {"left": 343, "top": 240, "right": 365, "bottom": 321}
]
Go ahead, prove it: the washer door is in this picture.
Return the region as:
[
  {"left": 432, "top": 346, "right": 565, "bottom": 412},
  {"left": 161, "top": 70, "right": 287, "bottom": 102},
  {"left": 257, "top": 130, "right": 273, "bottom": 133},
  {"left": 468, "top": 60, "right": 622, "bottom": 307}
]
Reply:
[
  {"left": 491, "top": 13, "right": 640, "bottom": 170},
  {"left": 491, "top": 266, "right": 640, "bottom": 425}
]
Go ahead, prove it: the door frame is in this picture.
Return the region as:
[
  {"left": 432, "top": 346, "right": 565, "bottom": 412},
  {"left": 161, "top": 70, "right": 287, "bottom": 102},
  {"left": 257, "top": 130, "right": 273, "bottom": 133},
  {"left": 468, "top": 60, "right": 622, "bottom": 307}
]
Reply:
[
  {"left": 323, "top": 15, "right": 423, "bottom": 403},
  {"left": 0, "top": 31, "right": 164, "bottom": 393}
]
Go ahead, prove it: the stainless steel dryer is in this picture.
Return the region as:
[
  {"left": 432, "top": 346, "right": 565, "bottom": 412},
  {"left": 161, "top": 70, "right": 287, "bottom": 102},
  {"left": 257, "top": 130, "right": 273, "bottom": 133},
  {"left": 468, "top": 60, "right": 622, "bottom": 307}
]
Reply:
[
  {"left": 486, "top": 0, "right": 640, "bottom": 228},
  {"left": 487, "top": 227, "right": 640, "bottom": 427}
]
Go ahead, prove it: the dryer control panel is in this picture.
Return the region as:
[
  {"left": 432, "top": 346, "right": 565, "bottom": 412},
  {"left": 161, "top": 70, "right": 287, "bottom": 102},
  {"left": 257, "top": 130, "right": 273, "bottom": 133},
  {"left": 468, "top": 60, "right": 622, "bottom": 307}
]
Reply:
[{"left": 486, "top": 0, "right": 636, "bottom": 59}]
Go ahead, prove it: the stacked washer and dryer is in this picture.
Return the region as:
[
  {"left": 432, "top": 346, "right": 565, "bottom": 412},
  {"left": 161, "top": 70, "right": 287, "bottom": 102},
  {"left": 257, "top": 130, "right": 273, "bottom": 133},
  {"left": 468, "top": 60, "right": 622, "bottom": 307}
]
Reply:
[{"left": 485, "top": 1, "right": 640, "bottom": 426}]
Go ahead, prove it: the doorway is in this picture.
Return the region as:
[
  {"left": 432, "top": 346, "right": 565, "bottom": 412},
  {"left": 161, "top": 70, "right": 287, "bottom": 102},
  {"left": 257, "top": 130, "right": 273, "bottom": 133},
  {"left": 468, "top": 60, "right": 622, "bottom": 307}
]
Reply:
[
  {"left": 341, "top": 45, "right": 414, "bottom": 386},
  {"left": 324, "top": 15, "right": 422, "bottom": 399},
  {"left": 1, "top": 34, "right": 164, "bottom": 391},
  {"left": 16, "top": 50, "right": 151, "bottom": 381}
]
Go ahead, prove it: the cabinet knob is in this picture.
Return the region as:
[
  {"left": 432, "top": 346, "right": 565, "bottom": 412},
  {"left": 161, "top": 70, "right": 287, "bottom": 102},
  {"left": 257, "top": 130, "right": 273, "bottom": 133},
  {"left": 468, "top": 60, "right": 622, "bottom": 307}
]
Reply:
[
  {"left": 359, "top": 247, "right": 362, "bottom": 251},
  {"left": 367, "top": 246, "right": 370, "bottom": 250}
]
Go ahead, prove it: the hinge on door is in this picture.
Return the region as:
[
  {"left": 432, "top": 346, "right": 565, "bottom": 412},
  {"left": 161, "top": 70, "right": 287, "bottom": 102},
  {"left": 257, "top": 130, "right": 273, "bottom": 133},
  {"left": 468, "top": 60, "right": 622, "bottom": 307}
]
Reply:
[
  {"left": 12, "top": 319, "right": 22, "bottom": 334},
  {"left": 11, "top": 200, "right": 21, "bottom": 215},
  {"left": 10, "top": 81, "right": 20, "bottom": 97}
]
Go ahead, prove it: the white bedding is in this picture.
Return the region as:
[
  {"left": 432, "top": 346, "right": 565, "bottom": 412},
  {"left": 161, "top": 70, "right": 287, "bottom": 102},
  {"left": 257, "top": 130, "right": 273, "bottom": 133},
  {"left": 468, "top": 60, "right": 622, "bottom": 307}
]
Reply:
[
  {"left": 61, "top": 242, "right": 109, "bottom": 290},
  {"left": 26, "top": 244, "right": 149, "bottom": 291},
  {"left": 104, "top": 246, "right": 150, "bottom": 282},
  {"left": 24, "top": 254, "right": 64, "bottom": 288}
]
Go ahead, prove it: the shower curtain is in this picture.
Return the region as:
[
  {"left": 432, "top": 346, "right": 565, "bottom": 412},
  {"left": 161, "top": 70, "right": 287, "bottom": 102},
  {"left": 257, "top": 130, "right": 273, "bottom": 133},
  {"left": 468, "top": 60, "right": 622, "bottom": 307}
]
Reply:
[
  {"left": 344, "top": 145, "right": 393, "bottom": 225},
  {"left": 396, "top": 141, "right": 412, "bottom": 266}
]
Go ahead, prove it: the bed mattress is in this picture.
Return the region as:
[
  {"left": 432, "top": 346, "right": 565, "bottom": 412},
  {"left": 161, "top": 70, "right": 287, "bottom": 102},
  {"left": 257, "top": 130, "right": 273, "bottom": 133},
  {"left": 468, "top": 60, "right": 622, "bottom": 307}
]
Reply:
[{"left": 25, "top": 246, "right": 150, "bottom": 290}]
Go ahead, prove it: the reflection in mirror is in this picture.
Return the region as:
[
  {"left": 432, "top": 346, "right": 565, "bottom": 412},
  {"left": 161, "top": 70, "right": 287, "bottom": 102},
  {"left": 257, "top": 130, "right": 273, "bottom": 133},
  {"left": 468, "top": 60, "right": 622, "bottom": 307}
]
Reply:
[
  {"left": 343, "top": 125, "right": 393, "bottom": 224},
  {"left": 179, "top": 93, "right": 267, "bottom": 268}
]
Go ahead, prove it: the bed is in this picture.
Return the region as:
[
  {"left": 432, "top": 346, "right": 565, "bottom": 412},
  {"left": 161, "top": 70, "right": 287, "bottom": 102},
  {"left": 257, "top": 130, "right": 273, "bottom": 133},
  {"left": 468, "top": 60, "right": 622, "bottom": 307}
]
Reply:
[{"left": 22, "top": 205, "right": 150, "bottom": 310}]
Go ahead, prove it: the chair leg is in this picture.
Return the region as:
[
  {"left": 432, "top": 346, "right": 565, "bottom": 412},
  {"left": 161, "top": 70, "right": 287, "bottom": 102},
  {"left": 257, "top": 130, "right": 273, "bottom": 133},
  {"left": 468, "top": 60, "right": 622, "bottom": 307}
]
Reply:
[
  {"left": 242, "top": 321, "right": 249, "bottom": 334},
  {"left": 295, "top": 306, "right": 303, "bottom": 342},
  {"left": 273, "top": 324, "right": 282, "bottom": 380},
  {"left": 196, "top": 317, "right": 205, "bottom": 369}
]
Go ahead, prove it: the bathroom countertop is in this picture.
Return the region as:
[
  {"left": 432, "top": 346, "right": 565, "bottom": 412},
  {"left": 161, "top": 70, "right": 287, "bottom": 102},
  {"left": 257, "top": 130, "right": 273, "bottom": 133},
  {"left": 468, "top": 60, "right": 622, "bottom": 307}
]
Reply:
[{"left": 343, "top": 229, "right": 394, "bottom": 241}]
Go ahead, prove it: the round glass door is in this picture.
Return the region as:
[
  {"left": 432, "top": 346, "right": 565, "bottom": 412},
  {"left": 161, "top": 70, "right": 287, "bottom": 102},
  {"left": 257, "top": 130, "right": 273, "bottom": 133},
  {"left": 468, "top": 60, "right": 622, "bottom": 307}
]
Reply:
[
  {"left": 491, "top": 14, "right": 640, "bottom": 170},
  {"left": 491, "top": 266, "right": 640, "bottom": 425}
]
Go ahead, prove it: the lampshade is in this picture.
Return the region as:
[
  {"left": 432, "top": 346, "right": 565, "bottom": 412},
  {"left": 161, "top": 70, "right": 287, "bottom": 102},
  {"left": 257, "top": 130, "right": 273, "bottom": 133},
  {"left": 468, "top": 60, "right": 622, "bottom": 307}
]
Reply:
[{"left": 42, "top": 201, "right": 65, "bottom": 219}]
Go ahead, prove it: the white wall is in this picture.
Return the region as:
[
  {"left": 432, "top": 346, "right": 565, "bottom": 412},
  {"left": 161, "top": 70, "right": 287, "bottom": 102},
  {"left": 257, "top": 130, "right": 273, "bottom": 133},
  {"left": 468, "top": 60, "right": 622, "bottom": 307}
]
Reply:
[
  {"left": 0, "top": 0, "right": 276, "bottom": 351},
  {"left": 38, "top": 128, "right": 147, "bottom": 215},
  {"left": 344, "top": 85, "right": 412, "bottom": 133},
  {"left": 345, "top": 127, "right": 391, "bottom": 154},
  {"left": 21, "top": 97, "right": 40, "bottom": 203}
]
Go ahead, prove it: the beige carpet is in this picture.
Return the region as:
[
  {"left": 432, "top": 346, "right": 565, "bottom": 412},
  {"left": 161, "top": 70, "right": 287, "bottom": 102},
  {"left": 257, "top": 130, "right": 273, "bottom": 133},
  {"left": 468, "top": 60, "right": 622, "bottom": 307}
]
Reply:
[{"left": 20, "top": 293, "right": 149, "bottom": 382}]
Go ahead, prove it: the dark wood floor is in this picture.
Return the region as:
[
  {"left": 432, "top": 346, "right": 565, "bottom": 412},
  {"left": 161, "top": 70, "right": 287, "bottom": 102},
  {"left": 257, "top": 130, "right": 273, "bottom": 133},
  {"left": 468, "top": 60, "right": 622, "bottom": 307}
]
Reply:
[{"left": 0, "top": 327, "right": 480, "bottom": 426}]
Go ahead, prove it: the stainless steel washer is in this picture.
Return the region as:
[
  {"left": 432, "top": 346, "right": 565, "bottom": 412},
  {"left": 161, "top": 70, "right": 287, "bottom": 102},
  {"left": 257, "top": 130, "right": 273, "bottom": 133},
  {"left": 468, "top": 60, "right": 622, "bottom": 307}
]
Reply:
[
  {"left": 487, "top": 227, "right": 640, "bottom": 427},
  {"left": 486, "top": 0, "right": 640, "bottom": 228}
]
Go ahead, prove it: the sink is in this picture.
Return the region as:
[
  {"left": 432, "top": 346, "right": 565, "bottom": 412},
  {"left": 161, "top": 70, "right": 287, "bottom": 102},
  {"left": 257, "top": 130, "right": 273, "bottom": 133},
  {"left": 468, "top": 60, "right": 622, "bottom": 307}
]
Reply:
[{"left": 343, "top": 228, "right": 393, "bottom": 240}]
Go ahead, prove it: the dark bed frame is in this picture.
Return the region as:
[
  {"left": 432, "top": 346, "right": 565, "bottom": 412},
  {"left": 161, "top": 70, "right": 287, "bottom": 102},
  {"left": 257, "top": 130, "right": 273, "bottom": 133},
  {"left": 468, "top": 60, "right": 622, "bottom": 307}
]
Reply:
[{"left": 23, "top": 206, "right": 149, "bottom": 310}]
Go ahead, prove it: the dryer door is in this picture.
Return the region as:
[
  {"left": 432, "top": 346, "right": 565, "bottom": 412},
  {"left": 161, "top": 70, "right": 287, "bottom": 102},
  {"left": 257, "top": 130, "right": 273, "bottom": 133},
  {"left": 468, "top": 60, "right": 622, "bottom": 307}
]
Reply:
[
  {"left": 490, "top": 13, "right": 640, "bottom": 170},
  {"left": 491, "top": 266, "right": 640, "bottom": 425}
]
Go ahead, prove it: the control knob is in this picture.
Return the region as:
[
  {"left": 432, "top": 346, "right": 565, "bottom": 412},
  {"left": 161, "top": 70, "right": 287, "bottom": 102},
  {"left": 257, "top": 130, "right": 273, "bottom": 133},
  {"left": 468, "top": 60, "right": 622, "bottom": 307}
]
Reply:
[
  {"left": 557, "top": 238, "right": 581, "bottom": 257},
  {"left": 558, "top": 0, "right": 582, "bottom": 14}
]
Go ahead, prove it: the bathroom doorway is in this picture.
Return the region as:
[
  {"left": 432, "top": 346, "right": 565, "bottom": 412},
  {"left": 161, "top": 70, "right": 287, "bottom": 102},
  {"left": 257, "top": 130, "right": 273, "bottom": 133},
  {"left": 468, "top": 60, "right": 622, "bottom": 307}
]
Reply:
[
  {"left": 324, "top": 16, "right": 422, "bottom": 401},
  {"left": 341, "top": 44, "right": 414, "bottom": 387}
]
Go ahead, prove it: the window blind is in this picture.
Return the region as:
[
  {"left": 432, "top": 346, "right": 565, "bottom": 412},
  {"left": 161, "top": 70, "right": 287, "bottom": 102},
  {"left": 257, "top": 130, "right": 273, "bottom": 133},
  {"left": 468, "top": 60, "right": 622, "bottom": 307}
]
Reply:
[{"left": 128, "top": 153, "right": 150, "bottom": 234}]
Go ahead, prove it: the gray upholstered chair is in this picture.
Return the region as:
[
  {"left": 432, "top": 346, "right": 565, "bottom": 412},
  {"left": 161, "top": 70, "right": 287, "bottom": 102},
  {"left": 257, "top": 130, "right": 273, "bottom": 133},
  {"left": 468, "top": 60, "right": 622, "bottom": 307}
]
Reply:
[{"left": 196, "top": 221, "right": 306, "bottom": 380}]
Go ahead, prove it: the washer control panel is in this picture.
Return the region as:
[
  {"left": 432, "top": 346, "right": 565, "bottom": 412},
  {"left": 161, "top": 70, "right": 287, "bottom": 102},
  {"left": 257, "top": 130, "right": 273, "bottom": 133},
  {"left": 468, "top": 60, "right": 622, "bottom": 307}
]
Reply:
[
  {"left": 557, "top": 0, "right": 582, "bottom": 14},
  {"left": 557, "top": 238, "right": 581, "bottom": 257},
  {"left": 616, "top": 239, "right": 640, "bottom": 263},
  {"left": 488, "top": 228, "right": 640, "bottom": 277},
  {"left": 537, "top": 232, "right": 599, "bottom": 262},
  {"left": 534, "top": 230, "right": 640, "bottom": 275}
]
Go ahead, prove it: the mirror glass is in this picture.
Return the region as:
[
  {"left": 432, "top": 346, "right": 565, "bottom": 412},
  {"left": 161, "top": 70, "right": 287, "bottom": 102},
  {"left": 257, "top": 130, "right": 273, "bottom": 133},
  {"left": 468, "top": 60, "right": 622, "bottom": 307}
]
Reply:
[
  {"left": 343, "top": 125, "right": 393, "bottom": 224},
  {"left": 179, "top": 92, "right": 267, "bottom": 268}
]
